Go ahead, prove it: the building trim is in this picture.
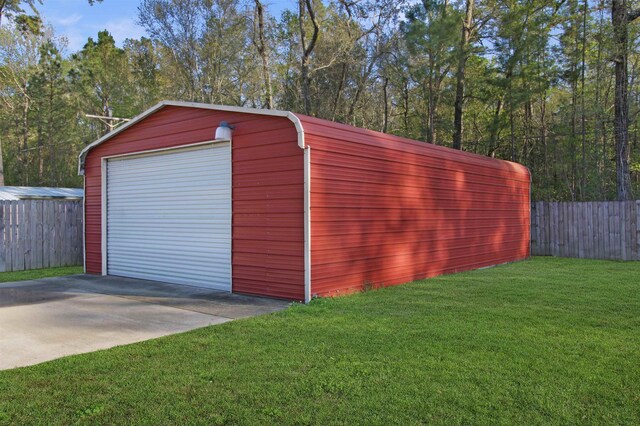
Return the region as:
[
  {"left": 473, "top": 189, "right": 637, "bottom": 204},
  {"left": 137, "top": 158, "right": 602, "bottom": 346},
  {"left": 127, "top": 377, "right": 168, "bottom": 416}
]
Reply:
[
  {"left": 304, "top": 146, "right": 311, "bottom": 303},
  {"left": 78, "top": 101, "right": 306, "bottom": 174},
  {"left": 99, "top": 139, "right": 231, "bottom": 281}
]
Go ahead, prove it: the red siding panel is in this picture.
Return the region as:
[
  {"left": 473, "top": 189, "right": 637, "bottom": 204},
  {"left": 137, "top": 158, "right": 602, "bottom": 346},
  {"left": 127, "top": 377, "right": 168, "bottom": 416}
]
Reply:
[
  {"left": 83, "top": 105, "right": 305, "bottom": 300},
  {"left": 296, "top": 114, "right": 531, "bottom": 297}
]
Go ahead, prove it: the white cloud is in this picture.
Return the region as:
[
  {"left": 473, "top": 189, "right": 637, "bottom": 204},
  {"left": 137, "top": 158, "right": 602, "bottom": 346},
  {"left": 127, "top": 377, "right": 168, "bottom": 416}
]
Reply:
[
  {"left": 98, "top": 17, "right": 145, "bottom": 46},
  {"left": 45, "top": 15, "right": 145, "bottom": 52},
  {"left": 39, "top": 0, "right": 147, "bottom": 53},
  {"left": 53, "top": 13, "right": 82, "bottom": 26}
]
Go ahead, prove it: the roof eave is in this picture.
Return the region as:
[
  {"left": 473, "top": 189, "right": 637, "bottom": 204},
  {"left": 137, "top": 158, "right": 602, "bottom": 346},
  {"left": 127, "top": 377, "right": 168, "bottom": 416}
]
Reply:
[{"left": 77, "top": 100, "right": 306, "bottom": 175}]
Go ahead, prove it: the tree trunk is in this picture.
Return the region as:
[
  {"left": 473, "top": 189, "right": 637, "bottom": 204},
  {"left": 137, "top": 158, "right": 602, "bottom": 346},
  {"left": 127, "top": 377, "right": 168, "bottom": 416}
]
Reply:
[
  {"left": 382, "top": 77, "right": 389, "bottom": 133},
  {"left": 253, "top": 0, "right": 273, "bottom": 109},
  {"left": 0, "top": 139, "right": 4, "bottom": 186},
  {"left": 0, "top": 0, "right": 7, "bottom": 26},
  {"left": 22, "top": 86, "right": 30, "bottom": 185},
  {"left": 612, "top": 0, "right": 634, "bottom": 200},
  {"left": 347, "top": 61, "right": 375, "bottom": 125},
  {"left": 523, "top": 101, "right": 533, "bottom": 163},
  {"left": 509, "top": 105, "right": 515, "bottom": 162},
  {"left": 431, "top": 92, "right": 439, "bottom": 144},
  {"left": 331, "top": 63, "right": 347, "bottom": 121},
  {"left": 452, "top": 0, "right": 474, "bottom": 150},
  {"left": 427, "top": 60, "right": 435, "bottom": 144},
  {"left": 570, "top": 53, "right": 578, "bottom": 198},
  {"left": 595, "top": 0, "right": 604, "bottom": 197},
  {"left": 541, "top": 93, "right": 547, "bottom": 180},
  {"left": 580, "top": 0, "right": 588, "bottom": 199},
  {"left": 299, "top": 0, "right": 319, "bottom": 116},
  {"left": 301, "top": 58, "right": 311, "bottom": 114},
  {"left": 488, "top": 99, "right": 502, "bottom": 157},
  {"left": 402, "top": 77, "right": 409, "bottom": 135}
]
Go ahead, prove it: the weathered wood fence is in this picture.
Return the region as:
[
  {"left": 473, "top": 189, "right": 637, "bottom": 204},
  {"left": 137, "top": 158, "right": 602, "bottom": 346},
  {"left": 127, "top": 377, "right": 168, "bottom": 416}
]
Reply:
[
  {"left": 531, "top": 200, "right": 640, "bottom": 260},
  {"left": 0, "top": 200, "right": 83, "bottom": 272}
]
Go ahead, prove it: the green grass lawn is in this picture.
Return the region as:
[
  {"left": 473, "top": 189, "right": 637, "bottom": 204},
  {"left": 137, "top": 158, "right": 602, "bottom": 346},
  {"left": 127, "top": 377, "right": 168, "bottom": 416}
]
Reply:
[
  {"left": 0, "top": 266, "right": 83, "bottom": 283},
  {"left": 0, "top": 257, "right": 638, "bottom": 425}
]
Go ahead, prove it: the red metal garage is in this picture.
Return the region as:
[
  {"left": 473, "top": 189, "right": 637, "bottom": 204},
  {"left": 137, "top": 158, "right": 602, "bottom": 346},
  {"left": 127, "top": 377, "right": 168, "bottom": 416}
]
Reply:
[{"left": 79, "top": 101, "right": 530, "bottom": 302}]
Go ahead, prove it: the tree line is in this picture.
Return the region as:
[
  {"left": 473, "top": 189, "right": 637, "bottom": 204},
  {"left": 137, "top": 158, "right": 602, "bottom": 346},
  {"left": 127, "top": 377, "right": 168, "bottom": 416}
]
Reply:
[{"left": 1, "top": 0, "right": 640, "bottom": 201}]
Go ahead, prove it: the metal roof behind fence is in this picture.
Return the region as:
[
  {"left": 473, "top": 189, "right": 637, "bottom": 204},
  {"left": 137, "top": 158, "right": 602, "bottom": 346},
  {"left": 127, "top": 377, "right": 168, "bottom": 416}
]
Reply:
[{"left": 0, "top": 186, "right": 84, "bottom": 201}]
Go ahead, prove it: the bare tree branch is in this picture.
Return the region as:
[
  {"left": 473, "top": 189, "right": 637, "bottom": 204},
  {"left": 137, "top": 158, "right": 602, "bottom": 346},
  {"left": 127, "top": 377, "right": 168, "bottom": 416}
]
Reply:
[{"left": 628, "top": 7, "right": 640, "bottom": 22}]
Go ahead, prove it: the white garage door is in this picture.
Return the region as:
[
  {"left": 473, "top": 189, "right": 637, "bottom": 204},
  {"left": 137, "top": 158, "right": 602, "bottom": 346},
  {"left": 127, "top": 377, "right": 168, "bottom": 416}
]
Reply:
[{"left": 106, "top": 143, "right": 231, "bottom": 291}]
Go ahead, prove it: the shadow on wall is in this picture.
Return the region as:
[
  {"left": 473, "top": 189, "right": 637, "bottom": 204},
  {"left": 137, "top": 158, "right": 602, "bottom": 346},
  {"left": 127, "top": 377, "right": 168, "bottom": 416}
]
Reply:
[{"left": 310, "top": 134, "right": 529, "bottom": 296}]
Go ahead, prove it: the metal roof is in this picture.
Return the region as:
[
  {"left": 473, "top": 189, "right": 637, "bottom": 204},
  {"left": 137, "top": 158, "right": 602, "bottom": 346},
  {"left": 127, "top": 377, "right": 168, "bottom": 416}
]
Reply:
[{"left": 0, "top": 186, "right": 84, "bottom": 200}]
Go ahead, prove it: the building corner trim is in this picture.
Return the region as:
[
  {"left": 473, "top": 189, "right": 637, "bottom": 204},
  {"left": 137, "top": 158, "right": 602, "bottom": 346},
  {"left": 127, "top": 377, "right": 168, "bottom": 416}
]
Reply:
[
  {"left": 303, "top": 146, "right": 311, "bottom": 303},
  {"left": 286, "top": 112, "right": 310, "bottom": 303}
]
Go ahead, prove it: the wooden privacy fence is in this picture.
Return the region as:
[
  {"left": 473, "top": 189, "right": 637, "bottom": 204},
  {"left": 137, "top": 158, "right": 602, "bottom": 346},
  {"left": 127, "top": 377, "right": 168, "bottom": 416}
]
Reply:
[
  {"left": 0, "top": 200, "right": 83, "bottom": 272},
  {"left": 531, "top": 200, "right": 640, "bottom": 261}
]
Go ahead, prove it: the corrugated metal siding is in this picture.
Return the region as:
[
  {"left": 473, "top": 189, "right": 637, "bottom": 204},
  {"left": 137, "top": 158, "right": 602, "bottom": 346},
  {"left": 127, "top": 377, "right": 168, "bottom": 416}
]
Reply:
[
  {"left": 232, "top": 123, "right": 305, "bottom": 300},
  {"left": 106, "top": 144, "right": 231, "bottom": 290},
  {"left": 297, "top": 115, "right": 531, "bottom": 297},
  {"left": 84, "top": 106, "right": 305, "bottom": 300}
]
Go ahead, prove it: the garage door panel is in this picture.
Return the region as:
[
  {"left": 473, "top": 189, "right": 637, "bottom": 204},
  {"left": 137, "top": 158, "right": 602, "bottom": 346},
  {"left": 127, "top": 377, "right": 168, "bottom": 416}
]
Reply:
[
  {"left": 109, "top": 247, "right": 230, "bottom": 258},
  {"left": 108, "top": 237, "right": 230, "bottom": 248},
  {"left": 107, "top": 174, "right": 231, "bottom": 186},
  {"left": 106, "top": 143, "right": 231, "bottom": 291},
  {"left": 107, "top": 268, "right": 230, "bottom": 289},
  {"left": 108, "top": 252, "right": 231, "bottom": 269}
]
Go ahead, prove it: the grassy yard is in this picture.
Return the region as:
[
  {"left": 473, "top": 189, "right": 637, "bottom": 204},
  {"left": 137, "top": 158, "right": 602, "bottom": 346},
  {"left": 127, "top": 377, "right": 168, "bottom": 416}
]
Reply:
[
  {"left": 0, "top": 266, "right": 83, "bottom": 283},
  {"left": 0, "top": 257, "right": 638, "bottom": 425}
]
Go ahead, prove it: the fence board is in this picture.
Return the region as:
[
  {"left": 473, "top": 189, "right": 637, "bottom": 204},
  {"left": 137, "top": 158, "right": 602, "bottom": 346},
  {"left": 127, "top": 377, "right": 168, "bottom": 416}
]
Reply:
[
  {"left": 564, "top": 203, "right": 569, "bottom": 256},
  {"left": 558, "top": 203, "right": 564, "bottom": 257},
  {"left": 11, "top": 201, "right": 19, "bottom": 271},
  {"left": 0, "top": 200, "right": 83, "bottom": 272},
  {"left": 592, "top": 203, "right": 603, "bottom": 258},
  {"left": 563, "top": 203, "right": 569, "bottom": 257},
  {"left": 608, "top": 202, "right": 615, "bottom": 260},
  {"left": 47, "top": 201, "right": 55, "bottom": 268},
  {"left": 591, "top": 202, "right": 596, "bottom": 258},
  {"left": 531, "top": 202, "right": 538, "bottom": 255},
  {"left": 629, "top": 201, "right": 636, "bottom": 260},
  {"left": 551, "top": 203, "right": 558, "bottom": 256},
  {"left": 530, "top": 202, "right": 536, "bottom": 255},
  {"left": 631, "top": 201, "right": 637, "bottom": 259},
  {"left": 637, "top": 201, "right": 640, "bottom": 257},
  {"left": 586, "top": 202, "right": 593, "bottom": 258},
  {"left": 583, "top": 202, "right": 590, "bottom": 258},
  {"left": 54, "top": 202, "right": 61, "bottom": 267},
  {"left": 35, "top": 201, "right": 43, "bottom": 269},
  {"left": 531, "top": 200, "right": 640, "bottom": 261},
  {"left": 539, "top": 202, "right": 544, "bottom": 255},
  {"left": 577, "top": 202, "right": 584, "bottom": 258},
  {"left": 531, "top": 202, "right": 536, "bottom": 255},
  {"left": 0, "top": 204, "right": 4, "bottom": 272},
  {"left": 602, "top": 202, "right": 608, "bottom": 258},
  {"left": 616, "top": 202, "right": 622, "bottom": 259},
  {"left": 3, "top": 203, "right": 10, "bottom": 270},
  {"left": 25, "top": 201, "right": 32, "bottom": 270},
  {"left": 538, "top": 203, "right": 549, "bottom": 252},
  {"left": 603, "top": 202, "right": 610, "bottom": 259}
]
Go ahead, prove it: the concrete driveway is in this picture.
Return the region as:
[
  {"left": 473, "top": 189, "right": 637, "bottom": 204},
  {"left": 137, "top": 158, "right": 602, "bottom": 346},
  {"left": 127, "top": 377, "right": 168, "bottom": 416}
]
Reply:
[{"left": 0, "top": 275, "right": 289, "bottom": 370}]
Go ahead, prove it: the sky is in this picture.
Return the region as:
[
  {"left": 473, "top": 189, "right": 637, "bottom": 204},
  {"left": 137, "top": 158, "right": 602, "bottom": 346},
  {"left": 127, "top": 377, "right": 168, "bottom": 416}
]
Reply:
[{"left": 38, "top": 0, "right": 295, "bottom": 53}]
